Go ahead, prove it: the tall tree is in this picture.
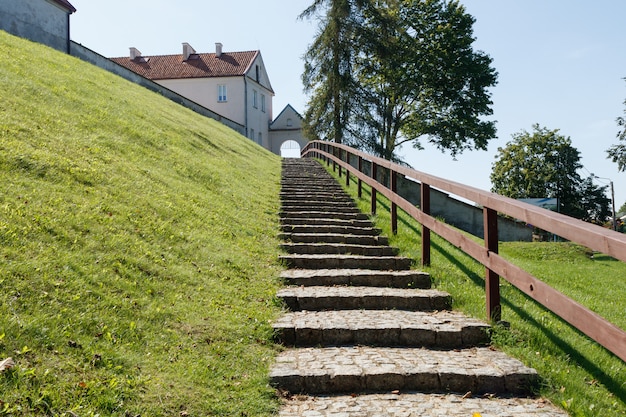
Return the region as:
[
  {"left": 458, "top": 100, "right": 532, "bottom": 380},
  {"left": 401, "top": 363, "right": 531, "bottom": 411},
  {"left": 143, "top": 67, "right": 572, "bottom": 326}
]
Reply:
[
  {"left": 354, "top": 0, "right": 498, "bottom": 160},
  {"left": 300, "top": 0, "right": 365, "bottom": 144},
  {"left": 491, "top": 124, "right": 610, "bottom": 224},
  {"left": 606, "top": 78, "right": 626, "bottom": 171}
]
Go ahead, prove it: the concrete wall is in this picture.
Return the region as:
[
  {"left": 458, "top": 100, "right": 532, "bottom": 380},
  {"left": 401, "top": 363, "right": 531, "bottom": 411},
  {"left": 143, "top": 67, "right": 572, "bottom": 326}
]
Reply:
[
  {"left": 352, "top": 159, "right": 532, "bottom": 242},
  {"left": 69, "top": 42, "right": 246, "bottom": 136},
  {"left": 1, "top": 0, "right": 71, "bottom": 52}
]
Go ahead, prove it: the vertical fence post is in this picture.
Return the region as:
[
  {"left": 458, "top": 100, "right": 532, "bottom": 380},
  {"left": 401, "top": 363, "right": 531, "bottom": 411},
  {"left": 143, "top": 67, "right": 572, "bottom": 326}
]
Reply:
[
  {"left": 338, "top": 149, "right": 342, "bottom": 178},
  {"left": 357, "top": 156, "right": 363, "bottom": 198},
  {"left": 391, "top": 171, "right": 397, "bottom": 235},
  {"left": 421, "top": 183, "right": 431, "bottom": 267},
  {"left": 326, "top": 143, "right": 330, "bottom": 166},
  {"left": 345, "top": 152, "right": 350, "bottom": 186},
  {"left": 484, "top": 207, "right": 501, "bottom": 322},
  {"left": 371, "top": 162, "right": 378, "bottom": 215}
]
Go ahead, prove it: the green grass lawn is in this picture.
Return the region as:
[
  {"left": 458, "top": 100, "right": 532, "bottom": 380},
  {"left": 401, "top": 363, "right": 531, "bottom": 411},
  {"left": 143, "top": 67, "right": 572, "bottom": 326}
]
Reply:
[
  {"left": 324, "top": 162, "right": 626, "bottom": 417},
  {"left": 0, "top": 31, "right": 284, "bottom": 416}
]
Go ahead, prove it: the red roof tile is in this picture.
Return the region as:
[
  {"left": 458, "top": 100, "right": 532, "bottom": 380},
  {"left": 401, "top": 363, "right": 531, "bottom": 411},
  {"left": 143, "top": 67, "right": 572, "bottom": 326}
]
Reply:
[
  {"left": 110, "top": 50, "right": 260, "bottom": 81},
  {"left": 53, "top": 0, "right": 76, "bottom": 13}
]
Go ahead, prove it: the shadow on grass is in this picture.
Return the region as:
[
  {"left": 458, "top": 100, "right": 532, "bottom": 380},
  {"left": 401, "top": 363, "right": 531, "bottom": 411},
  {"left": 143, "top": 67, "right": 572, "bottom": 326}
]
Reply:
[{"left": 435, "top": 240, "right": 626, "bottom": 403}]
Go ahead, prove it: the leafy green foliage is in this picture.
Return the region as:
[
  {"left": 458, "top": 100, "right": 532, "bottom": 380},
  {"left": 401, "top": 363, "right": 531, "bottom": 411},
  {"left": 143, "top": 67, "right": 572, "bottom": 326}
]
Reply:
[
  {"left": 328, "top": 163, "right": 626, "bottom": 416},
  {"left": 300, "top": 0, "right": 497, "bottom": 162},
  {"left": 491, "top": 124, "right": 611, "bottom": 224},
  {"left": 355, "top": 0, "right": 498, "bottom": 160},
  {"left": 0, "top": 32, "right": 284, "bottom": 416},
  {"left": 606, "top": 78, "right": 626, "bottom": 172}
]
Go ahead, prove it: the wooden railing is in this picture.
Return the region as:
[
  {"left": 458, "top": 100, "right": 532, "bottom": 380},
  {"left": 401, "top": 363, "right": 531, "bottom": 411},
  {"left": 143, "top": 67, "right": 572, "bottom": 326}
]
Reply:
[{"left": 302, "top": 140, "right": 626, "bottom": 363}]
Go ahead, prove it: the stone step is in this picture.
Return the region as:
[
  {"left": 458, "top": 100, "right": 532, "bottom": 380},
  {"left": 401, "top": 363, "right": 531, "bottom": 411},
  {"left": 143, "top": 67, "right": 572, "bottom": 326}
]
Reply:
[
  {"left": 279, "top": 233, "right": 389, "bottom": 246},
  {"left": 277, "top": 393, "right": 569, "bottom": 417},
  {"left": 280, "top": 242, "right": 399, "bottom": 256},
  {"left": 270, "top": 346, "right": 538, "bottom": 395},
  {"left": 279, "top": 211, "right": 369, "bottom": 221},
  {"left": 281, "top": 218, "right": 374, "bottom": 228},
  {"left": 280, "top": 268, "right": 431, "bottom": 289},
  {"left": 273, "top": 310, "right": 488, "bottom": 348},
  {"left": 277, "top": 286, "right": 450, "bottom": 311},
  {"left": 280, "top": 191, "right": 352, "bottom": 198},
  {"left": 281, "top": 225, "right": 382, "bottom": 236},
  {"left": 279, "top": 254, "right": 413, "bottom": 270},
  {"left": 281, "top": 200, "right": 357, "bottom": 209}
]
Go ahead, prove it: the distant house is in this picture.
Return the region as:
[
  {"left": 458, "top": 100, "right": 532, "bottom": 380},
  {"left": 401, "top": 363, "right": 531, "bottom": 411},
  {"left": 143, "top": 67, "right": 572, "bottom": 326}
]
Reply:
[
  {"left": 269, "top": 104, "right": 306, "bottom": 156},
  {"left": 0, "top": 0, "right": 76, "bottom": 53},
  {"left": 111, "top": 42, "right": 306, "bottom": 156},
  {"left": 111, "top": 43, "right": 277, "bottom": 150}
]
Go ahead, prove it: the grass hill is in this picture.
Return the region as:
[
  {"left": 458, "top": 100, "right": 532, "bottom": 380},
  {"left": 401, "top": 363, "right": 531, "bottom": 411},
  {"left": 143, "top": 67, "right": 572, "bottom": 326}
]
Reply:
[{"left": 0, "top": 31, "right": 284, "bottom": 416}]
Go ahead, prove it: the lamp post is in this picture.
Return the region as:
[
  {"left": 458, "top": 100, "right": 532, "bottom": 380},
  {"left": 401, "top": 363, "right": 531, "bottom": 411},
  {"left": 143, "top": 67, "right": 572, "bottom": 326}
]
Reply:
[{"left": 593, "top": 175, "right": 616, "bottom": 231}]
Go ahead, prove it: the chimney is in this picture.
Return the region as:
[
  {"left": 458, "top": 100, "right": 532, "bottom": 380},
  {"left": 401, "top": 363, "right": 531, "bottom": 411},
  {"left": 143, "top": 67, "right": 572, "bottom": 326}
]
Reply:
[
  {"left": 182, "top": 42, "right": 196, "bottom": 61},
  {"left": 129, "top": 47, "right": 141, "bottom": 60},
  {"left": 215, "top": 42, "right": 223, "bottom": 58}
]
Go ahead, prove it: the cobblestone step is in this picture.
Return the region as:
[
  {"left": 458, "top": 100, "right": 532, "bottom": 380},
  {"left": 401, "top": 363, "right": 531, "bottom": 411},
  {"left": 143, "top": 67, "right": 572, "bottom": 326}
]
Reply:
[
  {"left": 270, "top": 346, "right": 538, "bottom": 395},
  {"left": 280, "top": 242, "right": 399, "bottom": 256},
  {"left": 277, "top": 393, "right": 569, "bottom": 417},
  {"left": 277, "top": 286, "right": 450, "bottom": 311},
  {"left": 281, "top": 218, "right": 374, "bottom": 228},
  {"left": 279, "top": 254, "right": 413, "bottom": 270},
  {"left": 273, "top": 310, "right": 489, "bottom": 348},
  {"left": 280, "top": 268, "right": 431, "bottom": 289},
  {"left": 281, "top": 201, "right": 358, "bottom": 211},
  {"left": 281, "top": 224, "right": 382, "bottom": 236},
  {"left": 279, "top": 211, "right": 369, "bottom": 220},
  {"left": 279, "top": 233, "right": 389, "bottom": 246}
]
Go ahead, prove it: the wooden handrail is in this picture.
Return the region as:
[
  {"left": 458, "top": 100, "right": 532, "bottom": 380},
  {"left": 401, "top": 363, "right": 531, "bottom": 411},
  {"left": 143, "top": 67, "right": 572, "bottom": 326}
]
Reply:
[{"left": 302, "top": 140, "right": 626, "bottom": 363}]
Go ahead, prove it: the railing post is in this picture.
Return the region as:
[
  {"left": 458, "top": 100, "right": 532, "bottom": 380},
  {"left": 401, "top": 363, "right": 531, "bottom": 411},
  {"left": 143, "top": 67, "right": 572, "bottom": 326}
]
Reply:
[
  {"left": 345, "top": 152, "right": 350, "bottom": 186},
  {"left": 484, "top": 207, "right": 501, "bottom": 322},
  {"left": 338, "top": 149, "right": 342, "bottom": 178},
  {"left": 371, "top": 162, "right": 377, "bottom": 215},
  {"left": 391, "top": 171, "right": 397, "bottom": 235},
  {"left": 326, "top": 143, "right": 330, "bottom": 166},
  {"left": 357, "top": 156, "right": 363, "bottom": 198},
  {"left": 421, "top": 183, "right": 431, "bottom": 267}
]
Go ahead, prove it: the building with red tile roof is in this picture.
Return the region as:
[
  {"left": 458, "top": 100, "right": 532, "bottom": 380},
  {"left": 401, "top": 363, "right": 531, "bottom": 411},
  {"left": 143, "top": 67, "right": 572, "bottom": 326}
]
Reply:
[{"left": 112, "top": 42, "right": 277, "bottom": 150}]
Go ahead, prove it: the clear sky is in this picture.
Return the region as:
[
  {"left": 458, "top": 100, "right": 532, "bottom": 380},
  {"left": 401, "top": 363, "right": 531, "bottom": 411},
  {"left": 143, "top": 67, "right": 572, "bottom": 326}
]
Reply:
[{"left": 69, "top": 1, "right": 626, "bottom": 209}]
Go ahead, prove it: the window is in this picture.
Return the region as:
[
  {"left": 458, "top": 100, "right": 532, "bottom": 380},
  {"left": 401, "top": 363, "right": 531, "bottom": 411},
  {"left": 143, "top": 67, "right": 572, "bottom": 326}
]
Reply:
[
  {"left": 218, "top": 85, "right": 227, "bottom": 102},
  {"left": 255, "top": 65, "right": 260, "bottom": 82},
  {"left": 261, "top": 94, "right": 266, "bottom": 112},
  {"left": 287, "top": 118, "right": 293, "bottom": 127},
  {"left": 258, "top": 132, "right": 262, "bottom": 145},
  {"left": 250, "top": 129, "right": 255, "bottom": 141},
  {"left": 253, "top": 90, "right": 258, "bottom": 108}
]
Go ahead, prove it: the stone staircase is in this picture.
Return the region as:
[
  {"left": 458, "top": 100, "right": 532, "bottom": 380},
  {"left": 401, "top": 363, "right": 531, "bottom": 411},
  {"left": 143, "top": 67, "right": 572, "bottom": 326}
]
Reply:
[{"left": 270, "top": 158, "right": 569, "bottom": 416}]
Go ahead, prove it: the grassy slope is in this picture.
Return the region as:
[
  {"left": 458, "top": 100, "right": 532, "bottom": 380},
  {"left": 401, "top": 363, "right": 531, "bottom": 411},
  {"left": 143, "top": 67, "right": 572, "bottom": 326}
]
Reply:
[
  {"left": 324, "top": 164, "right": 626, "bottom": 417},
  {"left": 0, "top": 31, "right": 284, "bottom": 416}
]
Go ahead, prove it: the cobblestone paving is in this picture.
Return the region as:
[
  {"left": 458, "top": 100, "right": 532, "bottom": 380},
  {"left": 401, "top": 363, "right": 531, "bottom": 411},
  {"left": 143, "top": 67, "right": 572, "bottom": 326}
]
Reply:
[{"left": 279, "top": 392, "right": 570, "bottom": 416}]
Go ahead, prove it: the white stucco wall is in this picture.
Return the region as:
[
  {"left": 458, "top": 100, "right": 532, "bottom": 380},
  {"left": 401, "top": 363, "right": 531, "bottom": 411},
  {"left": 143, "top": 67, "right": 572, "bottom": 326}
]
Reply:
[
  {"left": 0, "top": 0, "right": 71, "bottom": 52},
  {"left": 157, "top": 76, "right": 247, "bottom": 126}
]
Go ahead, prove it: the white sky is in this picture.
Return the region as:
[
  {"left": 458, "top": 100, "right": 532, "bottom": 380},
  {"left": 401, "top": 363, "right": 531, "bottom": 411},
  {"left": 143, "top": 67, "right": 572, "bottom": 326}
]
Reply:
[{"left": 69, "top": 0, "right": 626, "bottom": 208}]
